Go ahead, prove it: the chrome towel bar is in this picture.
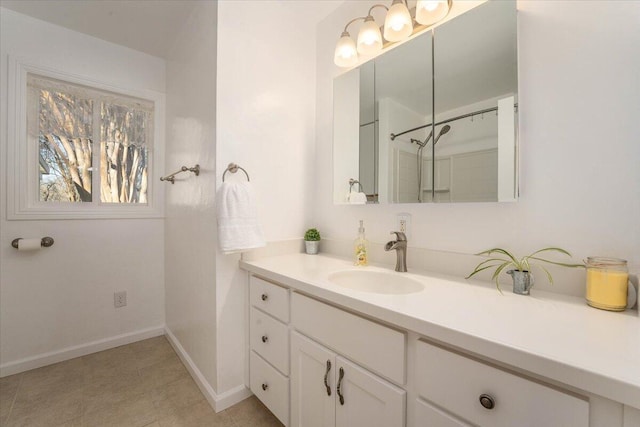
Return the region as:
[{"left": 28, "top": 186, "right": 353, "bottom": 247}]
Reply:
[{"left": 160, "top": 165, "right": 200, "bottom": 184}]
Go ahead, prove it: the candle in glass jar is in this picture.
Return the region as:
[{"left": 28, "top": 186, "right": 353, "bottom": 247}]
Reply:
[{"left": 585, "top": 257, "right": 628, "bottom": 311}]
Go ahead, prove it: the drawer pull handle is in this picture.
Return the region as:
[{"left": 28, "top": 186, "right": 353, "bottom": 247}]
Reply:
[
  {"left": 479, "top": 394, "right": 495, "bottom": 410},
  {"left": 261, "top": 293, "right": 268, "bottom": 301},
  {"left": 324, "top": 360, "right": 332, "bottom": 396},
  {"left": 261, "top": 335, "right": 268, "bottom": 343},
  {"left": 337, "top": 367, "right": 345, "bottom": 405},
  {"left": 262, "top": 383, "right": 269, "bottom": 391}
]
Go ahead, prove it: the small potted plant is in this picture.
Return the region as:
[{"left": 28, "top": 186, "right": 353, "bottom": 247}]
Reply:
[
  {"left": 466, "top": 247, "right": 584, "bottom": 295},
  {"left": 304, "top": 228, "right": 321, "bottom": 255}
]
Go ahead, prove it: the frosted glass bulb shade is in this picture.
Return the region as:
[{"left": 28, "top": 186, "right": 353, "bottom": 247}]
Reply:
[
  {"left": 334, "top": 33, "right": 358, "bottom": 67},
  {"left": 357, "top": 18, "right": 383, "bottom": 55},
  {"left": 416, "top": 0, "right": 451, "bottom": 26},
  {"left": 384, "top": 1, "right": 413, "bottom": 42}
]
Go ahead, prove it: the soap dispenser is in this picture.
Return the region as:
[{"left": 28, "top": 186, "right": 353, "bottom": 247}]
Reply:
[{"left": 354, "top": 220, "right": 369, "bottom": 266}]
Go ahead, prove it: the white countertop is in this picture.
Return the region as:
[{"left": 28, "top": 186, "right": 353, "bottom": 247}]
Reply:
[{"left": 240, "top": 253, "right": 640, "bottom": 408}]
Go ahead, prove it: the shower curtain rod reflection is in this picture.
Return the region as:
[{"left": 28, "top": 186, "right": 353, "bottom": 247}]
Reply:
[{"left": 390, "top": 103, "right": 518, "bottom": 141}]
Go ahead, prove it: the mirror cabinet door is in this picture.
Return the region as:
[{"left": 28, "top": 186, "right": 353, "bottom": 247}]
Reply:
[
  {"left": 359, "top": 62, "right": 376, "bottom": 201},
  {"left": 333, "top": 68, "right": 361, "bottom": 204},
  {"left": 433, "top": 0, "right": 518, "bottom": 203},
  {"left": 377, "top": 31, "right": 433, "bottom": 204}
]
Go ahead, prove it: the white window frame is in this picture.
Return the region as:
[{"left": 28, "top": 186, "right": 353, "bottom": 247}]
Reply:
[{"left": 7, "top": 56, "right": 165, "bottom": 220}]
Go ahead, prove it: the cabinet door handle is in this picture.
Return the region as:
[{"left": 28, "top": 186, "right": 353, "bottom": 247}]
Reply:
[
  {"left": 261, "top": 335, "right": 268, "bottom": 343},
  {"left": 337, "top": 367, "right": 345, "bottom": 405},
  {"left": 261, "top": 293, "right": 268, "bottom": 301},
  {"left": 323, "top": 360, "right": 332, "bottom": 396},
  {"left": 262, "top": 383, "right": 269, "bottom": 391},
  {"left": 479, "top": 394, "right": 495, "bottom": 410}
]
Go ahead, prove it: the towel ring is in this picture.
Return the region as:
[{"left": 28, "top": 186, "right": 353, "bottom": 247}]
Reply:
[
  {"left": 223, "top": 163, "right": 250, "bottom": 182},
  {"left": 349, "top": 178, "right": 363, "bottom": 193}
]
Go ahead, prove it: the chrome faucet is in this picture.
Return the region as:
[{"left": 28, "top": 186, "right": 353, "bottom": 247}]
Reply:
[{"left": 384, "top": 231, "right": 407, "bottom": 272}]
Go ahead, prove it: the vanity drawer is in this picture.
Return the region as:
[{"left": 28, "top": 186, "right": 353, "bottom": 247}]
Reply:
[
  {"left": 250, "top": 351, "right": 289, "bottom": 426},
  {"left": 250, "top": 307, "right": 289, "bottom": 375},
  {"left": 415, "top": 398, "right": 471, "bottom": 427},
  {"left": 291, "top": 292, "right": 405, "bottom": 385},
  {"left": 415, "top": 340, "right": 589, "bottom": 427},
  {"left": 250, "top": 275, "right": 290, "bottom": 323}
]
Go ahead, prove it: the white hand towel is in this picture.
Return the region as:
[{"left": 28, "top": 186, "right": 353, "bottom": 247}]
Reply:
[
  {"left": 349, "top": 192, "right": 367, "bottom": 204},
  {"left": 217, "top": 181, "right": 266, "bottom": 254}
]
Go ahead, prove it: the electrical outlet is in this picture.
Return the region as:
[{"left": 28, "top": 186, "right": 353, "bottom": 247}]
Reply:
[
  {"left": 114, "top": 291, "right": 127, "bottom": 308},
  {"left": 397, "top": 213, "right": 411, "bottom": 238}
]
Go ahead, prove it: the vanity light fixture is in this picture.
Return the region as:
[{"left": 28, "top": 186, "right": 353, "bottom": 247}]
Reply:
[
  {"left": 416, "top": 0, "right": 453, "bottom": 26},
  {"left": 357, "top": 5, "right": 388, "bottom": 55},
  {"left": 334, "top": 0, "right": 453, "bottom": 67},
  {"left": 383, "top": 0, "right": 413, "bottom": 42},
  {"left": 334, "top": 23, "right": 359, "bottom": 67}
]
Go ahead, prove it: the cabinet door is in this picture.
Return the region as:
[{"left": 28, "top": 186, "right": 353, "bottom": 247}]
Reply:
[
  {"left": 290, "top": 332, "right": 336, "bottom": 427},
  {"left": 335, "top": 356, "right": 405, "bottom": 427}
]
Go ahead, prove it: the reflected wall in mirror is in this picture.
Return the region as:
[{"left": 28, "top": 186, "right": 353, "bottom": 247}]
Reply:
[
  {"left": 359, "top": 61, "right": 376, "bottom": 200},
  {"left": 333, "top": 0, "right": 518, "bottom": 205}
]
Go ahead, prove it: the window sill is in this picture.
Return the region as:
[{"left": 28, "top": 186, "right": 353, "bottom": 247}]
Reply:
[{"left": 8, "top": 206, "right": 164, "bottom": 221}]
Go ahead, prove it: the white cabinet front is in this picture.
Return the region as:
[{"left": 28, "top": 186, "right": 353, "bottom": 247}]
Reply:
[
  {"left": 415, "top": 340, "right": 589, "bottom": 427},
  {"left": 291, "top": 331, "right": 405, "bottom": 427},
  {"left": 290, "top": 332, "right": 336, "bottom": 427},
  {"left": 415, "top": 398, "right": 471, "bottom": 427},
  {"left": 250, "top": 351, "right": 289, "bottom": 426},
  {"left": 250, "top": 306, "right": 290, "bottom": 375},
  {"left": 335, "top": 357, "right": 405, "bottom": 427}
]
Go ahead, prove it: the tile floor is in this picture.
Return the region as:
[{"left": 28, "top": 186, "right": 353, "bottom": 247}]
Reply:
[{"left": 0, "top": 336, "right": 283, "bottom": 427}]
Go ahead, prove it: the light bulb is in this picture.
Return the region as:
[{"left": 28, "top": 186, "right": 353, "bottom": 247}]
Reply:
[
  {"left": 357, "top": 16, "right": 382, "bottom": 55},
  {"left": 384, "top": 0, "right": 413, "bottom": 42},
  {"left": 422, "top": 1, "right": 439, "bottom": 12},
  {"left": 416, "top": 0, "right": 451, "bottom": 26},
  {"left": 334, "top": 32, "right": 358, "bottom": 67},
  {"left": 391, "top": 20, "right": 405, "bottom": 31}
]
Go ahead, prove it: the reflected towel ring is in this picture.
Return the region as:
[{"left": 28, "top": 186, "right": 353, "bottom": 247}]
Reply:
[
  {"left": 349, "top": 178, "right": 363, "bottom": 193},
  {"left": 223, "top": 163, "right": 250, "bottom": 182}
]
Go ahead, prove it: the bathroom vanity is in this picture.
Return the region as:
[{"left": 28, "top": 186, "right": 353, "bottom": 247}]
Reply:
[{"left": 241, "top": 253, "right": 640, "bottom": 427}]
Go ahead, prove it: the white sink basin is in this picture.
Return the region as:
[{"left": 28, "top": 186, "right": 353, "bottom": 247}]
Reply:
[{"left": 328, "top": 270, "right": 424, "bottom": 295}]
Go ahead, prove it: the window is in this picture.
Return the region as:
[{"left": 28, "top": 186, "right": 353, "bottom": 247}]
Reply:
[
  {"left": 30, "top": 75, "right": 153, "bottom": 204},
  {"left": 8, "top": 58, "right": 164, "bottom": 219}
]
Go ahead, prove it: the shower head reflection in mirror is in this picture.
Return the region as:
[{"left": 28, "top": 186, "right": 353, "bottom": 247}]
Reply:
[{"left": 433, "top": 124, "right": 451, "bottom": 145}]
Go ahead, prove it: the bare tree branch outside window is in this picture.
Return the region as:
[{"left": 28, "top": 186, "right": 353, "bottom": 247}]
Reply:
[
  {"left": 31, "top": 75, "right": 153, "bottom": 205},
  {"left": 38, "top": 89, "right": 93, "bottom": 202},
  {"left": 100, "top": 103, "right": 149, "bottom": 203}
]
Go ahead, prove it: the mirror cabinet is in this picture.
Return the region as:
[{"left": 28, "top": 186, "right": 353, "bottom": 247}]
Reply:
[{"left": 333, "top": 0, "right": 518, "bottom": 204}]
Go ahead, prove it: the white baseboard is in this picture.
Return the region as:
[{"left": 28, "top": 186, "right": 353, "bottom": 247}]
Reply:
[
  {"left": 164, "top": 326, "right": 252, "bottom": 412},
  {"left": 0, "top": 325, "right": 165, "bottom": 377}
]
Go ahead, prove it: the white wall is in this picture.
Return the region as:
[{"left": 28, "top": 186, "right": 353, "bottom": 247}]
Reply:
[
  {"left": 314, "top": 1, "right": 640, "bottom": 296},
  {"left": 164, "top": 0, "right": 219, "bottom": 400},
  {"left": 215, "top": 0, "right": 339, "bottom": 396},
  {"left": 333, "top": 70, "right": 361, "bottom": 203},
  {"left": 0, "top": 8, "right": 165, "bottom": 374},
  {"left": 217, "top": 0, "right": 331, "bottom": 241}
]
